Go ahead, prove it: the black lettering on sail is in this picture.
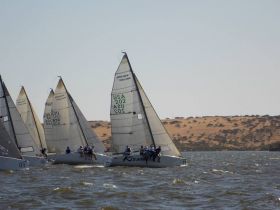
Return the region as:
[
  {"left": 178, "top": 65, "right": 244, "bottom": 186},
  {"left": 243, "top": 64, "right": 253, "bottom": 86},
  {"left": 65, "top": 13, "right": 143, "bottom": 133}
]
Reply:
[{"left": 113, "top": 94, "right": 126, "bottom": 114}]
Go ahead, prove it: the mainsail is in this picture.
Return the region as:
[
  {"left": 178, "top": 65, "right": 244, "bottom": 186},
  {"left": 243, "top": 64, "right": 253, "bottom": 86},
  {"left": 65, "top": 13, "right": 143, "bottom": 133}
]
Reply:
[
  {"left": 0, "top": 76, "right": 40, "bottom": 156},
  {"left": 110, "top": 54, "right": 181, "bottom": 156},
  {"left": 46, "top": 78, "right": 105, "bottom": 154},
  {"left": 16, "top": 87, "right": 47, "bottom": 150},
  {"left": 0, "top": 121, "right": 22, "bottom": 159}
]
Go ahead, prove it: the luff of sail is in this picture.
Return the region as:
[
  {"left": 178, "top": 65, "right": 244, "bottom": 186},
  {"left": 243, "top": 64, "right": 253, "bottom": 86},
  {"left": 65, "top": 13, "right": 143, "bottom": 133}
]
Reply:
[
  {"left": 48, "top": 78, "right": 105, "bottom": 154},
  {"left": 43, "top": 89, "right": 55, "bottom": 152},
  {"left": 16, "top": 87, "right": 47, "bottom": 150},
  {"left": 0, "top": 121, "right": 22, "bottom": 159},
  {"left": 110, "top": 54, "right": 181, "bottom": 157},
  {"left": 0, "top": 76, "right": 40, "bottom": 156}
]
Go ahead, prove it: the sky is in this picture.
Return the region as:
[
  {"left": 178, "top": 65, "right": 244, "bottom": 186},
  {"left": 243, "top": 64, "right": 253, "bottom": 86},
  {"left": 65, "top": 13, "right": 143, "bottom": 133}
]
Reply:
[{"left": 0, "top": 0, "right": 279, "bottom": 121}]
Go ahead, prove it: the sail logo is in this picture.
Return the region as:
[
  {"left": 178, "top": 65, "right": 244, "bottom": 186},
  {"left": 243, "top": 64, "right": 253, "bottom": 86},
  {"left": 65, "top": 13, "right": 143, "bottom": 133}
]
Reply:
[
  {"left": 113, "top": 94, "right": 126, "bottom": 114},
  {"left": 123, "top": 155, "right": 145, "bottom": 162},
  {"left": 117, "top": 73, "right": 131, "bottom": 81},
  {"left": 16, "top": 98, "right": 27, "bottom": 105}
]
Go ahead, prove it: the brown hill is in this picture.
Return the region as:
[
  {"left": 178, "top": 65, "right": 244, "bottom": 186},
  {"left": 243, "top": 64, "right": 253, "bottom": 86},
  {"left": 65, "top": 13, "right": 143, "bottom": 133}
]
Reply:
[{"left": 89, "top": 115, "right": 280, "bottom": 151}]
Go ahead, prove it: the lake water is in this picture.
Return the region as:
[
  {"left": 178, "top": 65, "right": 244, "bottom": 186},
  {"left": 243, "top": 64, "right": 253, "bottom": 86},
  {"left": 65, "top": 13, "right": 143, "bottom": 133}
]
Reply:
[{"left": 0, "top": 151, "right": 280, "bottom": 210}]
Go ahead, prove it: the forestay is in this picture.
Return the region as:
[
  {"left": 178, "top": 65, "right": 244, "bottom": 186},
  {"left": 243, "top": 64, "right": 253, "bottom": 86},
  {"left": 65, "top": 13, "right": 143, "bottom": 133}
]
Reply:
[
  {"left": 16, "top": 87, "right": 47, "bottom": 150},
  {"left": 0, "top": 78, "right": 40, "bottom": 156}
]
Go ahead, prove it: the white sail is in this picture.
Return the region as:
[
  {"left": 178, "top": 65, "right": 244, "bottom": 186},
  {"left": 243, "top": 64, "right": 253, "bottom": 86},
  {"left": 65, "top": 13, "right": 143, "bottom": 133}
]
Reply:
[
  {"left": 48, "top": 78, "right": 105, "bottom": 154},
  {"left": 136, "top": 78, "right": 181, "bottom": 156},
  {"left": 110, "top": 55, "right": 154, "bottom": 153},
  {"left": 43, "top": 89, "right": 55, "bottom": 152},
  {"left": 16, "top": 87, "right": 47, "bottom": 151},
  {"left": 0, "top": 78, "right": 40, "bottom": 156},
  {"left": 0, "top": 121, "right": 22, "bottom": 159},
  {"left": 110, "top": 54, "right": 181, "bottom": 156},
  {"left": 71, "top": 97, "right": 105, "bottom": 153}
]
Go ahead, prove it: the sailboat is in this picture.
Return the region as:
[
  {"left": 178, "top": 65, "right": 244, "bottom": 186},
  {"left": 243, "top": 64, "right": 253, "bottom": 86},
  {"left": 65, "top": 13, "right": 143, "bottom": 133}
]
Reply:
[
  {"left": 16, "top": 87, "right": 48, "bottom": 154},
  {"left": 110, "top": 53, "right": 186, "bottom": 167},
  {"left": 0, "top": 120, "right": 29, "bottom": 170},
  {"left": 0, "top": 76, "right": 46, "bottom": 166},
  {"left": 44, "top": 77, "right": 111, "bottom": 165}
]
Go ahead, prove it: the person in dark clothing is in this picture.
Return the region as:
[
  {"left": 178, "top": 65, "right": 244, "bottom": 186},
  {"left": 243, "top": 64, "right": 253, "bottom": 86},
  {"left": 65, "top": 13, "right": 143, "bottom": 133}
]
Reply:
[
  {"left": 123, "top": 145, "right": 131, "bottom": 161},
  {"left": 41, "top": 148, "right": 47, "bottom": 158},
  {"left": 153, "top": 146, "right": 161, "bottom": 162},
  {"left": 139, "top": 145, "right": 144, "bottom": 156},
  {"left": 88, "top": 146, "right": 97, "bottom": 160},
  {"left": 83, "top": 145, "right": 88, "bottom": 154},
  {"left": 65, "top": 146, "right": 71, "bottom": 154},
  {"left": 143, "top": 146, "right": 150, "bottom": 164}
]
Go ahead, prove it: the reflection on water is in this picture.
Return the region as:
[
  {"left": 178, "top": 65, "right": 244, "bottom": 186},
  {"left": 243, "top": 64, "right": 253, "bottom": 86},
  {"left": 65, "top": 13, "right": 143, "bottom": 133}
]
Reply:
[{"left": 0, "top": 151, "right": 280, "bottom": 209}]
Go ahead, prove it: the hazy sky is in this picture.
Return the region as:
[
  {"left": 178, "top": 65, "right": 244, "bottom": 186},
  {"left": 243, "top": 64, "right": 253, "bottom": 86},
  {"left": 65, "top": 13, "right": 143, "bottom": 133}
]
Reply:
[{"left": 0, "top": 0, "right": 279, "bottom": 121}]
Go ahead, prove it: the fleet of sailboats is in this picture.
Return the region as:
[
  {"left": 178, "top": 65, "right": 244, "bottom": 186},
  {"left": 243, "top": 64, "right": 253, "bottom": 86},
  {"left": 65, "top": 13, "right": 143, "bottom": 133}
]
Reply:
[{"left": 0, "top": 53, "right": 186, "bottom": 170}]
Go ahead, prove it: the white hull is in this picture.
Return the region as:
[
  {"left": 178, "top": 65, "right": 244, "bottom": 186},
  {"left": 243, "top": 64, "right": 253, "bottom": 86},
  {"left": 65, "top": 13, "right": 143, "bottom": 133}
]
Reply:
[
  {"left": 0, "top": 156, "right": 29, "bottom": 170},
  {"left": 110, "top": 154, "right": 186, "bottom": 168},
  {"left": 22, "top": 155, "right": 47, "bottom": 166},
  {"left": 51, "top": 152, "right": 112, "bottom": 166}
]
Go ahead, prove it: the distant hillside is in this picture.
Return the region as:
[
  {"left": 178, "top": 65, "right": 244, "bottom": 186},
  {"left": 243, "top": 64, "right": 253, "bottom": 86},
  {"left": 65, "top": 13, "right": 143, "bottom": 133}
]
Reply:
[{"left": 89, "top": 115, "right": 280, "bottom": 151}]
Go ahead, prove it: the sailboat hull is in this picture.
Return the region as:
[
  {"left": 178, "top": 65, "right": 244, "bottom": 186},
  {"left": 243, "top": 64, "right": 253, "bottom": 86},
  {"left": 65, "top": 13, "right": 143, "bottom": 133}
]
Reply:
[
  {"left": 50, "top": 152, "right": 112, "bottom": 166},
  {"left": 22, "top": 155, "right": 47, "bottom": 166},
  {"left": 0, "top": 156, "right": 29, "bottom": 170},
  {"left": 110, "top": 154, "right": 187, "bottom": 168}
]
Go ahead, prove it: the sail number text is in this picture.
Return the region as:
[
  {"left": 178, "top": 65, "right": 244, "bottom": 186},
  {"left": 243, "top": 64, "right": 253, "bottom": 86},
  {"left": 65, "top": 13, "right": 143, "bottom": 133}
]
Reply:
[{"left": 113, "top": 94, "right": 126, "bottom": 114}]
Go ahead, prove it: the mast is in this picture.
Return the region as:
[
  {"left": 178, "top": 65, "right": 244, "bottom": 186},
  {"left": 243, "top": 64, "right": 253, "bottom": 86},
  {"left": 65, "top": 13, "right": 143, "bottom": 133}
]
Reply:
[
  {"left": 0, "top": 76, "right": 19, "bottom": 147},
  {"left": 22, "top": 86, "right": 44, "bottom": 150},
  {"left": 123, "top": 52, "right": 156, "bottom": 148},
  {"left": 59, "top": 77, "right": 89, "bottom": 146}
]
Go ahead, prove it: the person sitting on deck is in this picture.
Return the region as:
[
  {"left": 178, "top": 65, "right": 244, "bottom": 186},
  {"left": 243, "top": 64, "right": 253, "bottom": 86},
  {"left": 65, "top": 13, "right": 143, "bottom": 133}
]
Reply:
[
  {"left": 123, "top": 145, "right": 131, "bottom": 161},
  {"left": 143, "top": 146, "right": 150, "bottom": 163},
  {"left": 153, "top": 146, "right": 161, "bottom": 162},
  {"left": 148, "top": 145, "right": 155, "bottom": 159},
  {"left": 65, "top": 146, "right": 71, "bottom": 154},
  {"left": 139, "top": 145, "right": 144, "bottom": 156},
  {"left": 41, "top": 148, "right": 47, "bottom": 158},
  {"left": 83, "top": 145, "right": 88, "bottom": 154},
  {"left": 88, "top": 146, "right": 97, "bottom": 160},
  {"left": 77, "top": 146, "right": 83, "bottom": 157}
]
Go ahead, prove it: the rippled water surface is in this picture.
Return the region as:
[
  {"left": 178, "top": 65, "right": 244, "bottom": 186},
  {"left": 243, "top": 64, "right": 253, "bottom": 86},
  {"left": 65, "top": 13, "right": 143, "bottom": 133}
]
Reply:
[{"left": 1, "top": 151, "right": 280, "bottom": 210}]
